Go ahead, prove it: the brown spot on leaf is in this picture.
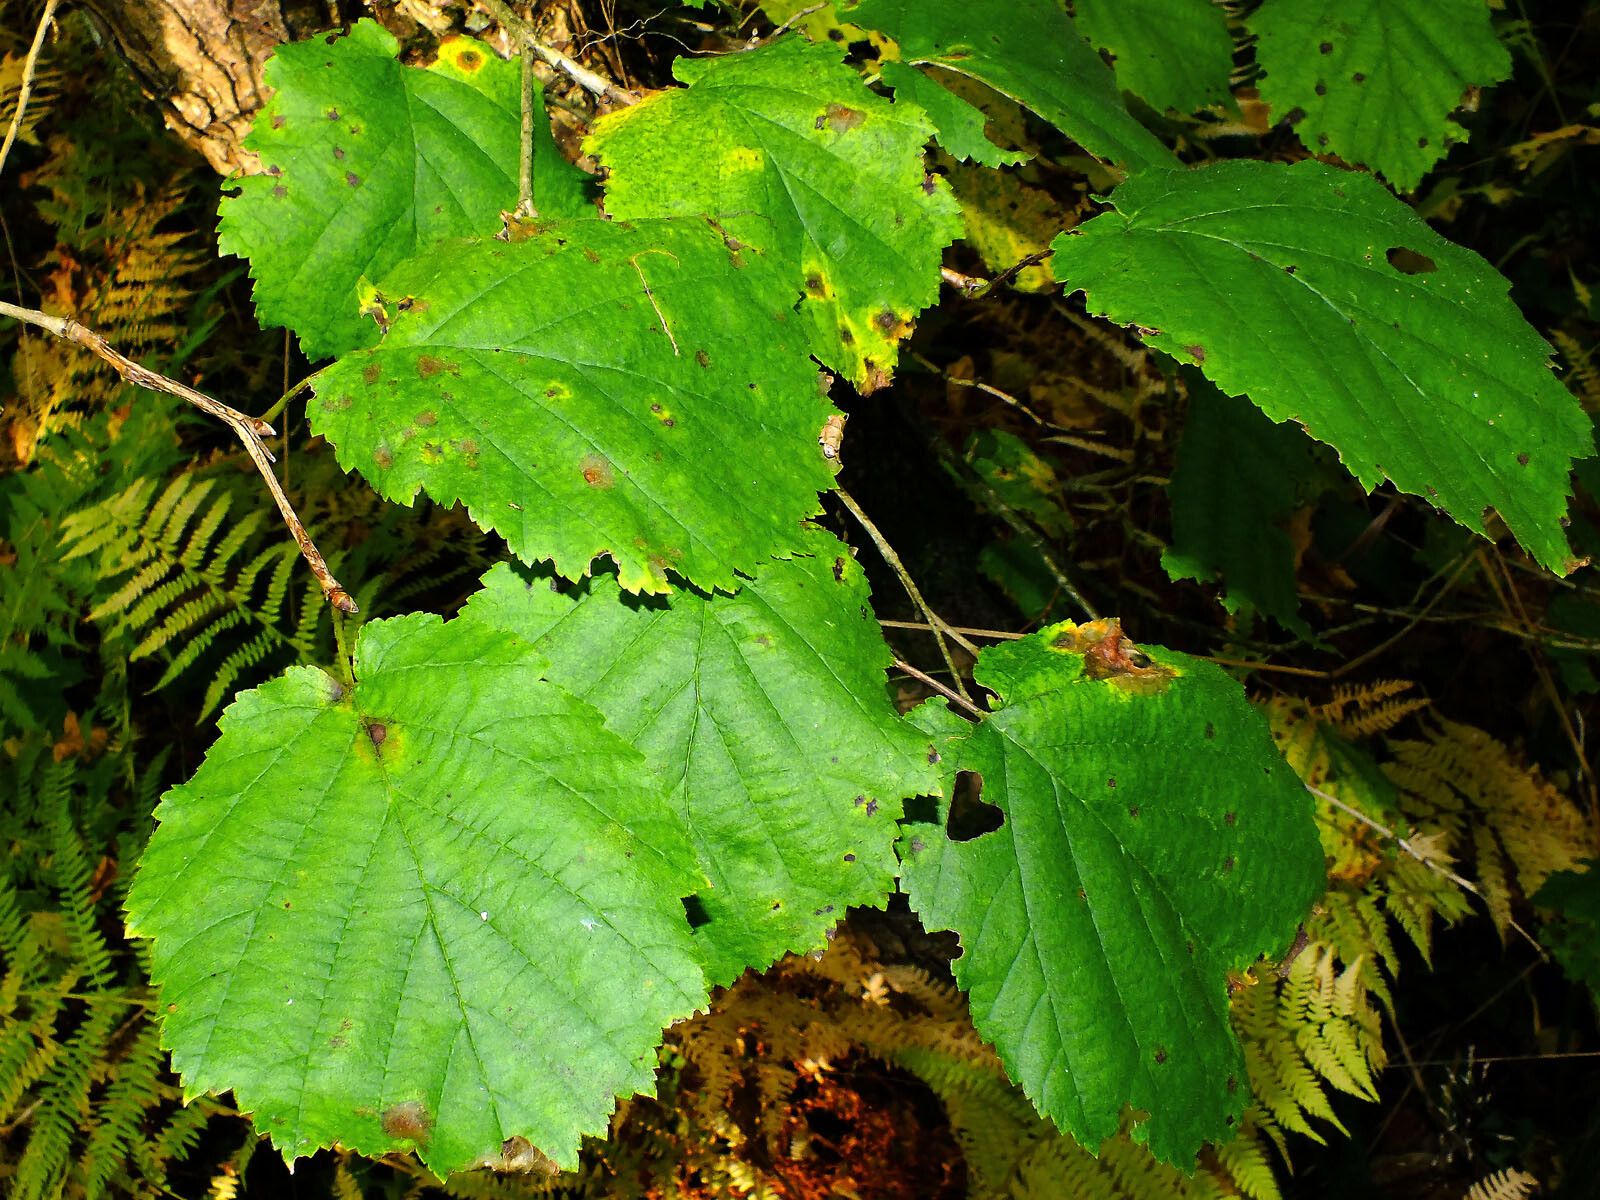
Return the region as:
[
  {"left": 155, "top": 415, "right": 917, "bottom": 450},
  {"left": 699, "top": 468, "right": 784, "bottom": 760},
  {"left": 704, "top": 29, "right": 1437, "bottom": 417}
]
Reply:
[
  {"left": 416, "top": 354, "right": 450, "bottom": 379},
  {"left": 367, "top": 721, "right": 387, "bottom": 750},
  {"left": 1352, "top": 72, "right": 1366, "bottom": 83},
  {"left": 272, "top": 185, "right": 287, "bottom": 198},
  {"left": 824, "top": 103, "right": 864, "bottom": 132},
  {"left": 373, "top": 443, "right": 394, "bottom": 469},
  {"left": 921, "top": 174, "right": 937, "bottom": 195},
  {"left": 327, "top": 107, "right": 340, "bottom": 120},
  {"left": 1223, "top": 855, "right": 1236, "bottom": 872},
  {"left": 362, "top": 364, "right": 381, "bottom": 385},
  {"left": 381, "top": 1101, "right": 432, "bottom": 1144},
  {"left": 1315, "top": 81, "right": 1327, "bottom": 96},
  {"left": 581, "top": 455, "right": 615, "bottom": 488},
  {"left": 458, "top": 49, "right": 482, "bottom": 70},
  {"left": 805, "top": 272, "right": 825, "bottom": 294},
  {"left": 1517, "top": 452, "right": 1530, "bottom": 466},
  {"left": 272, "top": 114, "right": 287, "bottom": 129},
  {"left": 1155, "top": 1048, "right": 1168, "bottom": 1065},
  {"left": 695, "top": 349, "right": 710, "bottom": 368},
  {"left": 333, "top": 146, "right": 345, "bottom": 160},
  {"left": 1225, "top": 811, "right": 1236, "bottom": 826},
  {"left": 833, "top": 557, "right": 846, "bottom": 581},
  {"left": 1185, "top": 344, "right": 1206, "bottom": 363},
  {"left": 874, "top": 309, "right": 898, "bottom": 333},
  {"left": 1319, "top": 40, "right": 1333, "bottom": 53},
  {"left": 346, "top": 171, "right": 362, "bottom": 188},
  {"left": 583, "top": 246, "right": 600, "bottom": 263},
  {"left": 417, "top": 410, "right": 437, "bottom": 426},
  {"left": 267, "top": 164, "right": 282, "bottom": 176}
]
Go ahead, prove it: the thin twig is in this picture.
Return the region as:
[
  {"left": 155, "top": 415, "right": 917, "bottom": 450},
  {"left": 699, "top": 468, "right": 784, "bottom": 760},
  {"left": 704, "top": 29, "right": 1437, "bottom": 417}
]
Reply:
[
  {"left": 879, "top": 618, "right": 1024, "bottom": 641},
  {"left": 1306, "top": 783, "right": 1543, "bottom": 953},
  {"left": 477, "top": 0, "right": 638, "bottom": 107},
  {"left": 1484, "top": 547, "right": 1599, "bottom": 841},
  {"left": 954, "top": 452, "right": 1099, "bottom": 620},
  {"left": 1201, "top": 655, "right": 1333, "bottom": 679},
  {"left": 913, "top": 351, "right": 1057, "bottom": 430},
  {"left": 892, "top": 658, "right": 985, "bottom": 719},
  {"left": 835, "top": 487, "right": 978, "bottom": 704},
  {"left": 939, "top": 266, "right": 987, "bottom": 297},
  {"left": 0, "top": 300, "right": 357, "bottom": 614},
  {"left": 0, "top": 0, "right": 57, "bottom": 182},
  {"left": 1329, "top": 551, "right": 1474, "bottom": 679},
  {"left": 758, "top": 2, "right": 826, "bottom": 43}
]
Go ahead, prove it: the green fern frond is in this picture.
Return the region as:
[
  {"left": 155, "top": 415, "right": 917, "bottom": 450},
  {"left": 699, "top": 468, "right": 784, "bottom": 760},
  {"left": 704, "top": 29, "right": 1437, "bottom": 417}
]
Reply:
[{"left": 59, "top": 472, "right": 321, "bottom": 718}]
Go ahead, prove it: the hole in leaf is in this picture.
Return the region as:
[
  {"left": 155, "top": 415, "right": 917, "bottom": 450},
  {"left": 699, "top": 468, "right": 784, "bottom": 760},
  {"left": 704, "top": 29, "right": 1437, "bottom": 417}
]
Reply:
[
  {"left": 947, "top": 770, "right": 1003, "bottom": 842},
  {"left": 901, "top": 795, "right": 938, "bottom": 823},
  {"left": 1386, "top": 246, "right": 1437, "bottom": 275},
  {"left": 682, "top": 894, "right": 711, "bottom": 928}
]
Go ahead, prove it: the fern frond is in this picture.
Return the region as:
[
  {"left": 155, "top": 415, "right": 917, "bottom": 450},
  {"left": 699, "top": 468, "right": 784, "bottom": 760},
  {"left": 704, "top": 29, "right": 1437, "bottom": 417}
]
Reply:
[
  {"left": 59, "top": 472, "right": 321, "bottom": 717},
  {"left": 1465, "top": 1166, "right": 1539, "bottom": 1200},
  {"left": 1316, "top": 679, "right": 1428, "bottom": 737}
]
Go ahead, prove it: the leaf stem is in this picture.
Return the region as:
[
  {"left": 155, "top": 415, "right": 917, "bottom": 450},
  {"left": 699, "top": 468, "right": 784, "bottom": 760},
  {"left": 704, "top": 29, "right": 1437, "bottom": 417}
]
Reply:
[
  {"left": 0, "top": 0, "right": 57, "bottom": 183},
  {"left": 477, "top": 0, "right": 638, "bottom": 108},
  {"left": 0, "top": 299, "right": 357, "bottom": 614},
  {"left": 835, "top": 486, "right": 977, "bottom": 704},
  {"left": 258, "top": 368, "right": 324, "bottom": 428},
  {"left": 516, "top": 49, "right": 538, "bottom": 219}
]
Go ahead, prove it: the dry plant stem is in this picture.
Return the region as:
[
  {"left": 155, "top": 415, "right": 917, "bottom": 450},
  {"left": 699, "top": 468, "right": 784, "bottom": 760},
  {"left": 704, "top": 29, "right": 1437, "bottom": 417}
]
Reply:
[
  {"left": 835, "top": 486, "right": 977, "bottom": 704},
  {"left": 0, "top": 0, "right": 58, "bottom": 181},
  {"left": 893, "top": 658, "right": 985, "bottom": 719},
  {"left": 1306, "top": 783, "right": 1543, "bottom": 953},
  {"left": 0, "top": 300, "right": 357, "bottom": 614},
  {"left": 477, "top": 0, "right": 638, "bottom": 107}
]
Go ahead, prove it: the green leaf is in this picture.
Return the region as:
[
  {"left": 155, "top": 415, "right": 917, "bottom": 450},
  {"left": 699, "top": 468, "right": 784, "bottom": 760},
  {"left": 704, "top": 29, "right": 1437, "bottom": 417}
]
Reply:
[
  {"left": 900, "top": 620, "right": 1324, "bottom": 1163},
  {"left": 588, "top": 38, "right": 961, "bottom": 391},
  {"left": 310, "top": 217, "right": 839, "bottom": 594},
  {"left": 879, "top": 62, "right": 1029, "bottom": 168},
  {"left": 124, "top": 614, "right": 707, "bottom": 1175},
  {"left": 1532, "top": 864, "right": 1600, "bottom": 1007},
  {"left": 218, "top": 20, "right": 591, "bottom": 359},
  {"left": 843, "top": 0, "right": 1172, "bottom": 172},
  {"left": 1163, "top": 378, "right": 1342, "bottom": 634},
  {"left": 1051, "top": 159, "right": 1593, "bottom": 575},
  {"left": 1074, "top": 0, "right": 1235, "bottom": 115},
  {"left": 461, "top": 529, "right": 941, "bottom": 984},
  {"left": 1248, "top": 0, "right": 1511, "bottom": 192}
]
